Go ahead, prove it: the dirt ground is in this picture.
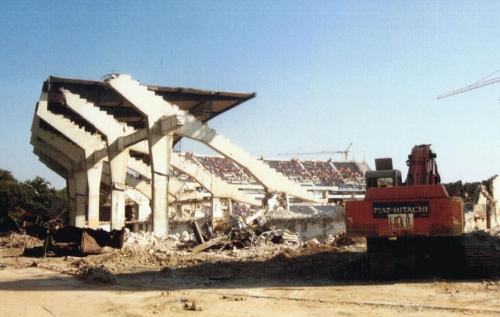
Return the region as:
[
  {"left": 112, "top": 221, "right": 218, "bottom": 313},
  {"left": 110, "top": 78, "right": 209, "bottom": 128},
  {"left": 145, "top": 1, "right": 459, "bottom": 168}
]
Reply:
[{"left": 0, "top": 234, "right": 499, "bottom": 317}]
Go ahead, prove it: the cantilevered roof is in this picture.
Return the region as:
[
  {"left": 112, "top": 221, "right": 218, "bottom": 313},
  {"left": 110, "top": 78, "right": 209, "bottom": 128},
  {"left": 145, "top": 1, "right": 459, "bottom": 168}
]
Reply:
[{"left": 43, "top": 76, "right": 255, "bottom": 130}]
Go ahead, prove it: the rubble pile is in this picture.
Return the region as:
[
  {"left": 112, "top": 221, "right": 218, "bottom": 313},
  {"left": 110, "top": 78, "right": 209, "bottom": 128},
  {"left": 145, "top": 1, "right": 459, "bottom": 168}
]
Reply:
[
  {"left": 465, "top": 210, "right": 477, "bottom": 232},
  {"left": 185, "top": 210, "right": 307, "bottom": 254},
  {"left": 464, "top": 210, "right": 500, "bottom": 234},
  {"left": 0, "top": 232, "right": 42, "bottom": 249},
  {"left": 78, "top": 265, "right": 117, "bottom": 284},
  {"left": 124, "top": 230, "right": 187, "bottom": 246},
  {"left": 0, "top": 202, "right": 362, "bottom": 281}
]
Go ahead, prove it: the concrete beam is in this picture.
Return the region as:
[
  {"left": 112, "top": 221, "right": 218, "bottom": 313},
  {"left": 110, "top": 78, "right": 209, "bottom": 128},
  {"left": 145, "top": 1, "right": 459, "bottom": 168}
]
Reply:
[
  {"left": 105, "top": 74, "right": 318, "bottom": 203},
  {"left": 36, "top": 93, "right": 106, "bottom": 228}
]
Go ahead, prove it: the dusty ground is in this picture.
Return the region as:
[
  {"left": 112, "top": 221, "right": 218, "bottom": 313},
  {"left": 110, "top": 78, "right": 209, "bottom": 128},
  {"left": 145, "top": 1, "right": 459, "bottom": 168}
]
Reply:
[{"left": 0, "top": 234, "right": 499, "bottom": 317}]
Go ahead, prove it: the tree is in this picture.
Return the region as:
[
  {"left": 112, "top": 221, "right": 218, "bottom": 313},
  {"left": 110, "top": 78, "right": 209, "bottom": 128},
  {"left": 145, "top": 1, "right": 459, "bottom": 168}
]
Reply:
[
  {"left": 0, "top": 169, "right": 64, "bottom": 219},
  {"left": 22, "top": 177, "right": 57, "bottom": 216},
  {"left": 0, "top": 169, "right": 21, "bottom": 217},
  {"left": 0, "top": 169, "right": 16, "bottom": 183}
]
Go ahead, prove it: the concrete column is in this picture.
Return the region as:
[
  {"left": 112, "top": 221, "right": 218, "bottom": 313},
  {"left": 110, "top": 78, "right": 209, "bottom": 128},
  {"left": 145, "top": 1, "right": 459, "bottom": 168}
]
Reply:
[
  {"left": 227, "top": 199, "right": 233, "bottom": 218},
  {"left": 148, "top": 132, "right": 173, "bottom": 237},
  {"left": 66, "top": 177, "right": 77, "bottom": 226},
  {"left": 74, "top": 171, "right": 87, "bottom": 228},
  {"left": 208, "top": 195, "right": 217, "bottom": 233},
  {"left": 109, "top": 150, "right": 129, "bottom": 230},
  {"left": 212, "top": 197, "right": 223, "bottom": 219},
  {"left": 87, "top": 162, "right": 103, "bottom": 229}
]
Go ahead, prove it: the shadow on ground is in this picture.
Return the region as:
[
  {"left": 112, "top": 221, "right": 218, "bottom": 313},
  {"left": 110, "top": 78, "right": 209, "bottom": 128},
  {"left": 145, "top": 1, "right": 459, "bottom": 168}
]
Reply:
[{"left": 0, "top": 248, "right": 498, "bottom": 292}]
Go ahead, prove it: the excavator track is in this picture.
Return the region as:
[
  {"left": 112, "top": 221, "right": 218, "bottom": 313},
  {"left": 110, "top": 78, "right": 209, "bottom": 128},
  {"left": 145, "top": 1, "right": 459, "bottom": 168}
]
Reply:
[
  {"left": 461, "top": 234, "right": 499, "bottom": 277},
  {"left": 366, "top": 235, "right": 499, "bottom": 279}
]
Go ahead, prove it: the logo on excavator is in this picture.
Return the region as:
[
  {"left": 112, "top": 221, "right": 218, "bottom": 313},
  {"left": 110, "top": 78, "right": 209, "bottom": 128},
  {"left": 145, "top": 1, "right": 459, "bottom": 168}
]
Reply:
[{"left": 373, "top": 201, "right": 429, "bottom": 218}]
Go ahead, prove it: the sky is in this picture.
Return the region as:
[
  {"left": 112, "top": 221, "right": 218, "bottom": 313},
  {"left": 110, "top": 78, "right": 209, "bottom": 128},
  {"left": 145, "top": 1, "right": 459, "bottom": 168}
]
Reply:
[{"left": 0, "top": 1, "right": 499, "bottom": 189}]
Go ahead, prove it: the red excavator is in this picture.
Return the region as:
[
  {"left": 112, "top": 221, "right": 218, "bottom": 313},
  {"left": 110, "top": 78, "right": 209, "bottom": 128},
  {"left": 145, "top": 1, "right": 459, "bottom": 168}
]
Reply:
[{"left": 345, "top": 144, "right": 496, "bottom": 277}]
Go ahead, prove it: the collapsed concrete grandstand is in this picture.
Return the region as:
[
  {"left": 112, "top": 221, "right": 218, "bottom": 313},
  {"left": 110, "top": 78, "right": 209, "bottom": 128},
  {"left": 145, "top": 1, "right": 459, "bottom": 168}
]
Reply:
[{"left": 30, "top": 74, "right": 369, "bottom": 238}]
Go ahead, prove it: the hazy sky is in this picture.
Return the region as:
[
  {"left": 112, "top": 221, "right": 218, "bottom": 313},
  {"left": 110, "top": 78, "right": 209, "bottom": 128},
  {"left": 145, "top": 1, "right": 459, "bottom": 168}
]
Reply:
[{"left": 0, "top": 1, "right": 499, "bottom": 188}]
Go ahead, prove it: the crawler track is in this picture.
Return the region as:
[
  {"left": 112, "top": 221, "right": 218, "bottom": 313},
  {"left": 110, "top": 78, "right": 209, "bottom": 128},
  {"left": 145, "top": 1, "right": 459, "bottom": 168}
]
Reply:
[{"left": 367, "top": 234, "right": 500, "bottom": 278}]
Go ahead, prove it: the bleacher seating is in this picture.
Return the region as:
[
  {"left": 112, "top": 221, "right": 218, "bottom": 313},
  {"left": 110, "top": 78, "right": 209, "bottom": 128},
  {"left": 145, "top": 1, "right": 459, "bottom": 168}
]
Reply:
[
  {"left": 302, "top": 160, "right": 342, "bottom": 186},
  {"left": 177, "top": 153, "right": 366, "bottom": 187},
  {"left": 264, "top": 159, "right": 310, "bottom": 183},
  {"left": 186, "top": 153, "right": 254, "bottom": 184},
  {"left": 332, "top": 162, "right": 363, "bottom": 183}
]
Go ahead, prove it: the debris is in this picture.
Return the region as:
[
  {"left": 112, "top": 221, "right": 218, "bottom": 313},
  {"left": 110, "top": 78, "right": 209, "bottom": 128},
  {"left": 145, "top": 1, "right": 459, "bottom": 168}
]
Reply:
[
  {"left": 79, "top": 266, "right": 116, "bottom": 284},
  {"left": 188, "top": 210, "right": 304, "bottom": 253},
  {"left": 255, "top": 229, "right": 300, "bottom": 245},
  {"left": 0, "top": 232, "right": 42, "bottom": 249},
  {"left": 180, "top": 230, "right": 192, "bottom": 242},
  {"left": 191, "top": 221, "right": 205, "bottom": 244},
  {"left": 328, "top": 232, "right": 355, "bottom": 247},
  {"left": 20, "top": 223, "right": 125, "bottom": 257},
  {"left": 126, "top": 231, "right": 164, "bottom": 246},
  {"left": 191, "top": 235, "right": 228, "bottom": 254},
  {"left": 304, "top": 238, "right": 320, "bottom": 248},
  {"left": 221, "top": 295, "right": 246, "bottom": 301},
  {"left": 281, "top": 229, "right": 300, "bottom": 243},
  {"left": 45, "top": 226, "right": 124, "bottom": 256},
  {"left": 245, "top": 208, "right": 267, "bottom": 226},
  {"left": 181, "top": 299, "right": 202, "bottom": 311},
  {"left": 228, "top": 215, "right": 246, "bottom": 231}
]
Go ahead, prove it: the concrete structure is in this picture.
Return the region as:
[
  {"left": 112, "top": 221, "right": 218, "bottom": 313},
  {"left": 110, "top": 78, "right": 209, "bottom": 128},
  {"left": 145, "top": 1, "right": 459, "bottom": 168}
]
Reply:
[
  {"left": 473, "top": 175, "right": 500, "bottom": 229},
  {"left": 31, "top": 74, "right": 321, "bottom": 236}
]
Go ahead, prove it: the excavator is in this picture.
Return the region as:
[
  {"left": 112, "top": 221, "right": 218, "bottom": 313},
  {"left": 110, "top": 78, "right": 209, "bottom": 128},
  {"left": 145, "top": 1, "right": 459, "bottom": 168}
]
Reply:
[{"left": 345, "top": 144, "right": 497, "bottom": 277}]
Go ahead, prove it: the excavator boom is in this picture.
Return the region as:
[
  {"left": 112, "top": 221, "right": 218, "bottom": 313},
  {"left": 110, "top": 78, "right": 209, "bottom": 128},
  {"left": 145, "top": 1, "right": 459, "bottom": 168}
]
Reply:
[{"left": 405, "top": 144, "right": 441, "bottom": 186}]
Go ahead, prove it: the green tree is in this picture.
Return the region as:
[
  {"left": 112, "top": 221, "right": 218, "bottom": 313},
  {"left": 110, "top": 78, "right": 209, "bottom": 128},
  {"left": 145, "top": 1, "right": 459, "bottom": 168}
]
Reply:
[
  {"left": 0, "top": 169, "right": 64, "bottom": 219},
  {"left": 0, "top": 169, "right": 21, "bottom": 216},
  {"left": 22, "top": 176, "right": 57, "bottom": 216}
]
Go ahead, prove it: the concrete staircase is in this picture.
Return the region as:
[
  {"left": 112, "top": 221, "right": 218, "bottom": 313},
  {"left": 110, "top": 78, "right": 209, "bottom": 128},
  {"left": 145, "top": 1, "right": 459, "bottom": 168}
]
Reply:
[
  {"left": 36, "top": 94, "right": 106, "bottom": 155},
  {"left": 31, "top": 124, "right": 84, "bottom": 163},
  {"left": 61, "top": 87, "right": 260, "bottom": 206},
  {"left": 61, "top": 89, "right": 135, "bottom": 140},
  {"left": 106, "top": 74, "right": 317, "bottom": 202}
]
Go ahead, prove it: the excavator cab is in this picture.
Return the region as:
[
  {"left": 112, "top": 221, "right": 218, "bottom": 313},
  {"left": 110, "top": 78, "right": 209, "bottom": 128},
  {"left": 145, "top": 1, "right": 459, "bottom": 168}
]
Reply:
[
  {"left": 365, "top": 145, "right": 440, "bottom": 189},
  {"left": 365, "top": 158, "right": 403, "bottom": 188}
]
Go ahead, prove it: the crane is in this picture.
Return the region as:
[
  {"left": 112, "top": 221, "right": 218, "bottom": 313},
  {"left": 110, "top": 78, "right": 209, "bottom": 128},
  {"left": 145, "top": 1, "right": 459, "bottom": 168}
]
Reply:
[
  {"left": 278, "top": 142, "right": 353, "bottom": 161},
  {"left": 437, "top": 69, "right": 500, "bottom": 99}
]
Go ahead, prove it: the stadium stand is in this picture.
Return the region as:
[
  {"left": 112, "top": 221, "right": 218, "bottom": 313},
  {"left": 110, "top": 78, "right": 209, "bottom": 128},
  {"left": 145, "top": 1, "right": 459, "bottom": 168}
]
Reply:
[
  {"left": 332, "top": 162, "right": 364, "bottom": 183},
  {"left": 178, "top": 153, "right": 366, "bottom": 188},
  {"left": 302, "top": 160, "right": 342, "bottom": 186},
  {"left": 185, "top": 153, "right": 255, "bottom": 184},
  {"left": 264, "top": 159, "right": 310, "bottom": 183}
]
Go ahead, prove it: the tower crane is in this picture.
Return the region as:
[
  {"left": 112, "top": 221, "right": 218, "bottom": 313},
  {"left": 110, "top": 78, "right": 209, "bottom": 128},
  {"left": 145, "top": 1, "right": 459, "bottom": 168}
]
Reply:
[
  {"left": 340, "top": 142, "right": 353, "bottom": 161},
  {"left": 437, "top": 69, "right": 500, "bottom": 99},
  {"left": 278, "top": 142, "right": 353, "bottom": 161}
]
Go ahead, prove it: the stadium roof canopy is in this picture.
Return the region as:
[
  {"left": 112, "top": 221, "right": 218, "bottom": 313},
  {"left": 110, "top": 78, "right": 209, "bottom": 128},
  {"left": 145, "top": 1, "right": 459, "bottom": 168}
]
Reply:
[{"left": 43, "top": 76, "right": 256, "bottom": 131}]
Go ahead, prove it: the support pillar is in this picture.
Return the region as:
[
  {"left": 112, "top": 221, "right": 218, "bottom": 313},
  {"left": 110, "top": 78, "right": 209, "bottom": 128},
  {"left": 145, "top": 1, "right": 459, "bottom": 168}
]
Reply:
[
  {"left": 227, "top": 199, "right": 233, "bottom": 218},
  {"left": 109, "top": 150, "right": 129, "bottom": 230},
  {"left": 87, "top": 162, "right": 103, "bottom": 229},
  {"left": 66, "top": 177, "right": 77, "bottom": 226},
  {"left": 74, "top": 171, "right": 87, "bottom": 228},
  {"left": 285, "top": 193, "right": 290, "bottom": 212},
  {"left": 149, "top": 133, "right": 173, "bottom": 237},
  {"left": 211, "top": 197, "right": 222, "bottom": 219}
]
